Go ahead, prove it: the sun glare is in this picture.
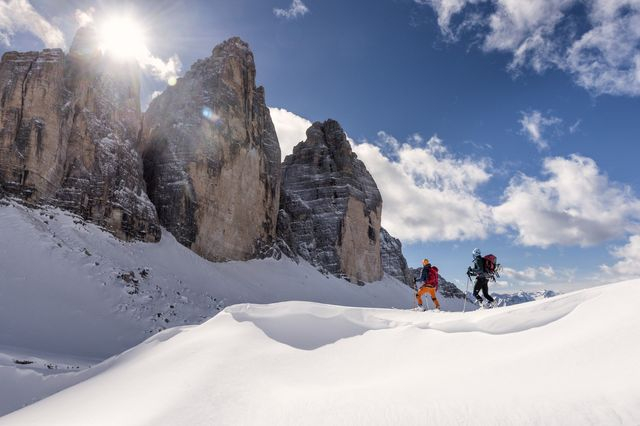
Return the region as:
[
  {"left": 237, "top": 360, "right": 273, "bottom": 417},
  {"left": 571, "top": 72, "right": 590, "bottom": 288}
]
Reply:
[{"left": 98, "top": 16, "right": 146, "bottom": 60}]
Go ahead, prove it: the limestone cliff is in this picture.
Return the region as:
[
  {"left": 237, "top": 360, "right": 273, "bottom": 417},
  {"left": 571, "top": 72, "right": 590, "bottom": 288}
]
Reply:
[
  {"left": 0, "top": 28, "right": 160, "bottom": 241},
  {"left": 278, "top": 120, "right": 383, "bottom": 284},
  {"left": 380, "top": 227, "right": 413, "bottom": 285},
  {"left": 142, "top": 37, "right": 281, "bottom": 261},
  {"left": 0, "top": 49, "right": 68, "bottom": 200}
]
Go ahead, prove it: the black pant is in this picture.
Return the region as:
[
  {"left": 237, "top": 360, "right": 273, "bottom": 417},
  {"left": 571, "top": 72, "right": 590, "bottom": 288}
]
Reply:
[{"left": 473, "top": 277, "right": 494, "bottom": 303}]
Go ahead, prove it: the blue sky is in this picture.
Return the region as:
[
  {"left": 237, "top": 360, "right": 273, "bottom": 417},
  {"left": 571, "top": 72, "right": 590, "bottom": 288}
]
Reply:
[{"left": 2, "top": 0, "right": 640, "bottom": 291}]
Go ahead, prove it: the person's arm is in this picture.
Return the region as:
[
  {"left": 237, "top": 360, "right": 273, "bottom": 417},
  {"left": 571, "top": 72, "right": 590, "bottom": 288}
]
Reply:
[
  {"left": 417, "top": 267, "right": 427, "bottom": 284},
  {"left": 468, "top": 258, "right": 481, "bottom": 276}
]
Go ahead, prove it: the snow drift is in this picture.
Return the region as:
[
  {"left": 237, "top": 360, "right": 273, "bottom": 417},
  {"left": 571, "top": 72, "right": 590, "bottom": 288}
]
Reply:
[{"left": 2, "top": 280, "right": 639, "bottom": 425}]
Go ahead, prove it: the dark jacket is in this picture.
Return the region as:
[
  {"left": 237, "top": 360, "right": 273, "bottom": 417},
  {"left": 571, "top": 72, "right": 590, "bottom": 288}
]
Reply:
[{"left": 468, "top": 255, "right": 488, "bottom": 278}]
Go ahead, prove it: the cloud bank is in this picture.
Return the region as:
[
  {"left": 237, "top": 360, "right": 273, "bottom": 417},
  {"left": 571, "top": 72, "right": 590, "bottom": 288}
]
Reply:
[
  {"left": 493, "top": 155, "right": 640, "bottom": 247},
  {"left": 416, "top": 0, "right": 640, "bottom": 97},
  {"left": 0, "top": 0, "right": 65, "bottom": 48}
]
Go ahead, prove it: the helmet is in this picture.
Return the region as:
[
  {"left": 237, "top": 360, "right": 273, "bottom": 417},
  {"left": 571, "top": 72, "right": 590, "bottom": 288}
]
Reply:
[
  {"left": 422, "top": 258, "right": 430, "bottom": 266},
  {"left": 472, "top": 248, "right": 481, "bottom": 257}
]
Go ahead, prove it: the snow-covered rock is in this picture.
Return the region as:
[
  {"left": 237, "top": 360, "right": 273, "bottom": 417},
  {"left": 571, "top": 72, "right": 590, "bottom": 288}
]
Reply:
[
  {"left": 278, "top": 120, "right": 383, "bottom": 284},
  {"left": 380, "top": 227, "right": 413, "bottom": 285},
  {"left": 141, "top": 37, "right": 281, "bottom": 261}
]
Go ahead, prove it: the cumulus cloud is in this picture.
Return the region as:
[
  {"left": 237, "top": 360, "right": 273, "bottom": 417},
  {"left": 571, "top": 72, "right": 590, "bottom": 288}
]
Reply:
[
  {"left": 352, "top": 132, "right": 493, "bottom": 242},
  {"left": 601, "top": 235, "right": 640, "bottom": 280},
  {"left": 0, "top": 0, "right": 65, "bottom": 48},
  {"left": 139, "top": 53, "right": 182, "bottom": 83},
  {"left": 75, "top": 7, "right": 95, "bottom": 28},
  {"left": 519, "top": 110, "right": 562, "bottom": 150},
  {"left": 417, "top": 0, "right": 640, "bottom": 97},
  {"left": 493, "top": 155, "right": 640, "bottom": 247},
  {"left": 274, "top": 0, "right": 310, "bottom": 19},
  {"left": 269, "top": 107, "right": 313, "bottom": 161}
]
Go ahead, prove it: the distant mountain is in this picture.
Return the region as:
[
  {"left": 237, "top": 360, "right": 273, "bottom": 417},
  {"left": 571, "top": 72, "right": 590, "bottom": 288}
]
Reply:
[{"left": 491, "top": 290, "right": 559, "bottom": 307}]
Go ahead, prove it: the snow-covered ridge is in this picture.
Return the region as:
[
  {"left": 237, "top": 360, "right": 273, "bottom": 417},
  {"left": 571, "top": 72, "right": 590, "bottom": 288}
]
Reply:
[{"left": 2, "top": 280, "right": 639, "bottom": 425}]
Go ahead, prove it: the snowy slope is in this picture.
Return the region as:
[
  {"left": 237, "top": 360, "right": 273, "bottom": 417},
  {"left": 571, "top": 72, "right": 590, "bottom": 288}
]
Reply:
[
  {"left": 2, "top": 280, "right": 639, "bottom": 425},
  {"left": 0, "top": 200, "right": 469, "bottom": 416},
  {"left": 0, "top": 201, "right": 425, "bottom": 358}
]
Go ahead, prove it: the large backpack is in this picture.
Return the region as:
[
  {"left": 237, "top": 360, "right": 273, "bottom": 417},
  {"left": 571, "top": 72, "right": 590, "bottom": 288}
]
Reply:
[
  {"left": 482, "top": 254, "right": 500, "bottom": 277},
  {"left": 427, "top": 265, "right": 439, "bottom": 287}
]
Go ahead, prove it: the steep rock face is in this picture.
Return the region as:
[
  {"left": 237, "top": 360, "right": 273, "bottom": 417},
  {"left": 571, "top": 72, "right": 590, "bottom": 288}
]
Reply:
[
  {"left": 0, "top": 28, "right": 160, "bottom": 241},
  {"left": 0, "top": 49, "right": 68, "bottom": 199},
  {"left": 278, "top": 120, "right": 383, "bottom": 283},
  {"left": 141, "top": 37, "right": 281, "bottom": 262},
  {"left": 57, "top": 28, "right": 159, "bottom": 241},
  {"left": 380, "top": 227, "right": 413, "bottom": 285}
]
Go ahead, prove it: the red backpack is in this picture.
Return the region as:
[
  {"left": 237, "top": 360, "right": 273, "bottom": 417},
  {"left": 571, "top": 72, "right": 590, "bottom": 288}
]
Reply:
[
  {"left": 483, "top": 254, "right": 497, "bottom": 275},
  {"left": 427, "top": 265, "right": 439, "bottom": 287}
]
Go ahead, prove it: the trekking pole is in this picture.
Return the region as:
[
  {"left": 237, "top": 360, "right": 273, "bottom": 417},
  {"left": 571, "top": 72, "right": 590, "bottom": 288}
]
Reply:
[{"left": 463, "top": 274, "right": 471, "bottom": 313}]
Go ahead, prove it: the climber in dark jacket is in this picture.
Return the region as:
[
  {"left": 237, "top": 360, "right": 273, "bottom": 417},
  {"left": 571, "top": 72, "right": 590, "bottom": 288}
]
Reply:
[{"left": 467, "top": 248, "right": 495, "bottom": 307}]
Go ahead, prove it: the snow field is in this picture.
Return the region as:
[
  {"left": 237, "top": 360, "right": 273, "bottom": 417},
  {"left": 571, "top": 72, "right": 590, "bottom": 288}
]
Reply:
[{"left": 2, "top": 279, "right": 639, "bottom": 425}]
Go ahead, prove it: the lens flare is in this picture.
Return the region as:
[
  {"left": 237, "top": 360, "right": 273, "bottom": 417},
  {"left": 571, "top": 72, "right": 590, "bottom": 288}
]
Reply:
[
  {"left": 98, "top": 15, "right": 146, "bottom": 60},
  {"left": 202, "top": 107, "right": 220, "bottom": 123}
]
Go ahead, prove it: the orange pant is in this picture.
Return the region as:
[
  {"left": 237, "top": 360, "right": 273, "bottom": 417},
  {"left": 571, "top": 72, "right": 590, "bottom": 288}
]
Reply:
[{"left": 416, "top": 286, "right": 440, "bottom": 309}]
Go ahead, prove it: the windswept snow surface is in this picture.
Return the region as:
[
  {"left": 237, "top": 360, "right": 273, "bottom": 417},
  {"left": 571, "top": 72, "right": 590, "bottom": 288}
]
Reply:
[{"left": 2, "top": 280, "right": 640, "bottom": 425}]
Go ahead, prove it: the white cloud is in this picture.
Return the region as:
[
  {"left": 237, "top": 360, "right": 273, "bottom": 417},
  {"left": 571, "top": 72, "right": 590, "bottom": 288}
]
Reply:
[
  {"left": 493, "top": 155, "right": 640, "bottom": 247},
  {"left": 0, "top": 0, "right": 65, "bottom": 48},
  {"left": 75, "top": 8, "right": 95, "bottom": 28},
  {"left": 139, "top": 52, "right": 182, "bottom": 83},
  {"left": 352, "top": 132, "right": 493, "bottom": 243},
  {"left": 269, "top": 107, "right": 313, "bottom": 161},
  {"left": 601, "top": 235, "right": 640, "bottom": 280},
  {"left": 274, "top": 0, "right": 310, "bottom": 19},
  {"left": 418, "top": 0, "right": 640, "bottom": 97},
  {"left": 518, "top": 110, "right": 562, "bottom": 150}
]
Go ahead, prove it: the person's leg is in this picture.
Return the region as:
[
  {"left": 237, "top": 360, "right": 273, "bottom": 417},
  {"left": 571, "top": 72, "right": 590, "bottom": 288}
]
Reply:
[
  {"left": 416, "top": 287, "right": 428, "bottom": 306},
  {"left": 481, "top": 279, "right": 494, "bottom": 302},
  {"left": 473, "top": 279, "right": 483, "bottom": 302},
  {"left": 427, "top": 287, "right": 440, "bottom": 309}
]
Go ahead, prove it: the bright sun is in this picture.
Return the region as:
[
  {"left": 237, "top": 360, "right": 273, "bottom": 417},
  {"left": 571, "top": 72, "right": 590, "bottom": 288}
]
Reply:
[{"left": 98, "top": 16, "right": 146, "bottom": 60}]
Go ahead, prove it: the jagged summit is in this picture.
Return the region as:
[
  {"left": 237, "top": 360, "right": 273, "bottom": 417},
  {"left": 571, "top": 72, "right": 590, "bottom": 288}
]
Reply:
[
  {"left": 278, "top": 119, "right": 383, "bottom": 283},
  {"left": 142, "top": 36, "right": 281, "bottom": 262}
]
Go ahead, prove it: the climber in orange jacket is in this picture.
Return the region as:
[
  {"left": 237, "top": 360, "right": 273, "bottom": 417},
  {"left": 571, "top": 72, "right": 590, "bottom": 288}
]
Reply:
[{"left": 415, "top": 258, "right": 441, "bottom": 311}]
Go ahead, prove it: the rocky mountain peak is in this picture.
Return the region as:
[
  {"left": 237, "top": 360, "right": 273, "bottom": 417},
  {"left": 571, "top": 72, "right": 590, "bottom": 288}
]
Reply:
[
  {"left": 142, "top": 37, "right": 280, "bottom": 261},
  {"left": 278, "top": 119, "right": 383, "bottom": 284}
]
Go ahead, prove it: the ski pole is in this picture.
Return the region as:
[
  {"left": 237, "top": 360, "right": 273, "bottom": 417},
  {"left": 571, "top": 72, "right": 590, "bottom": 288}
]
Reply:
[{"left": 463, "top": 274, "right": 471, "bottom": 313}]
